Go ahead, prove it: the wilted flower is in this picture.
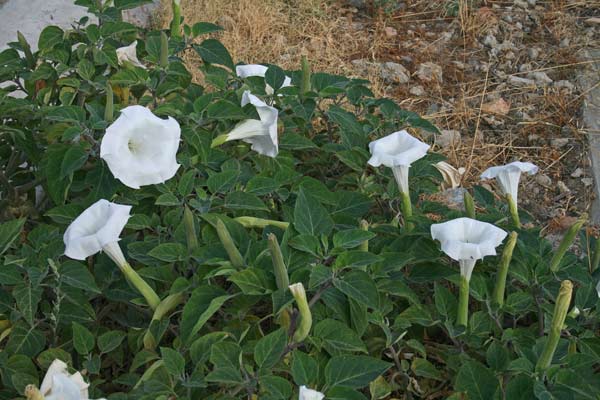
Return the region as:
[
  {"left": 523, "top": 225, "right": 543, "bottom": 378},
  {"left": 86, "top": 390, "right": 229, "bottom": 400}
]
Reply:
[
  {"left": 100, "top": 105, "right": 181, "bottom": 189},
  {"left": 431, "top": 217, "right": 507, "bottom": 280},
  {"left": 434, "top": 161, "right": 465, "bottom": 190},
  {"left": 236, "top": 64, "right": 292, "bottom": 95},
  {"left": 480, "top": 161, "right": 538, "bottom": 205},
  {"left": 215, "top": 91, "right": 278, "bottom": 158},
  {"left": 64, "top": 199, "right": 160, "bottom": 309},
  {"left": 63, "top": 199, "right": 131, "bottom": 261},
  {"left": 116, "top": 41, "right": 146, "bottom": 69},
  {"left": 367, "top": 130, "right": 430, "bottom": 194},
  {"left": 289, "top": 283, "right": 312, "bottom": 342},
  {"left": 299, "top": 385, "right": 325, "bottom": 400},
  {"left": 25, "top": 359, "right": 106, "bottom": 400}
]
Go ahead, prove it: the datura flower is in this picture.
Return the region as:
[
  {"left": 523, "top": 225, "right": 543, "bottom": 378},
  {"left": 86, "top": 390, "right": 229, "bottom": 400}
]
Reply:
[
  {"left": 431, "top": 217, "right": 506, "bottom": 327},
  {"left": 367, "top": 130, "right": 430, "bottom": 194},
  {"left": 214, "top": 91, "right": 279, "bottom": 158},
  {"left": 480, "top": 161, "right": 538, "bottom": 205},
  {"left": 63, "top": 199, "right": 160, "bottom": 310},
  {"left": 100, "top": 105, "right": 181, "bottom": 189},
  {"left": 299, "top": 385, "right": 325, "bottom": 400},
  {"left": 116, "top": 41, "right": 146, "bottom": 69},
  {"left": 430, "top": 217, "right": 507, "bottom": 280},
  {"left": 236, "top": 64, "right": 292, "bottom": 95},
  {"left": 25, "top": 359, "right": 106, "bottom": 400}
]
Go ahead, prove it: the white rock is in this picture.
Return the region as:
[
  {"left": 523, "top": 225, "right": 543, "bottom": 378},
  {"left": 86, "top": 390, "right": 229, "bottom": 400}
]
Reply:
[
  {"left": 571, "top": 168, "right": 583, "bottom": 178},
  {"left": 555, "top": 80, "right": 575, "bottom": 91},
  {"left": 530, "top": 71, "right": 553, "bottom": 84},
  {"left": 380, "top": 62, "right": 410, "bottom": 84},
  {"left": 528, "top": 47, "right": 540, "bottom": 60},
  {"left": 435, "top": 130, "right": 461, "bottom": 148},
  {"left": 409, "top": 85, "right": 425, "bottom": 96},
  {"left": 509, "top": 76, "right": 535, "bottom": 86},
  {"left": 582, "top": 178, "right": 593, "bottom": 187},
  {"left": 483, "top": 34, "right": 498, "bottom": 47},
  {"left": 416, "top": 62, "right": 443, "bottom": 83},
  {"left": 536, "top": 174, "right": 552, "bottom": 186},
  {"left": 557, "top": 181, "right": 570, "bottom": 193},
  {"left": 550, "top": 138, "right": 569, "bottom": 148}
]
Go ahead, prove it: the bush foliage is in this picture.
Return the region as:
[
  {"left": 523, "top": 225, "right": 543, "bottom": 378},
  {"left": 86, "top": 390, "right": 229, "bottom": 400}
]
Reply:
[{"left": 0, "top": 1, "right": 598, "bottom": 399}]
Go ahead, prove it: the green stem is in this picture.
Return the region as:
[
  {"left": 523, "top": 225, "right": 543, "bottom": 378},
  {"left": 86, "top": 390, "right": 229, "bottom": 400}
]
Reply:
[
  {"left": 457, "top": 275, "right": 470, "bottom": 327},
  {"left": 549, "top": 214, "right": 587, "bottom": 273},
  {"left": 492, "top": 231, "right": 518, "bottom": 307},
  {"left": 506, "top": 193, "right": 520, "bottom": 229},
  {"left": 400, "top": 191, "right": 413, "bottom": 232},
  {"left": 464, "top": 190, "right": 475, "bottom": 219},
  {"left": 119, "top": 261, "right": 161, "bottom": 310},
  {"left": 592, "top": 237, "right": 600, "bottom": 273},
  {"left": 535, "top": 280, "right": 573, "bottom": 373}
]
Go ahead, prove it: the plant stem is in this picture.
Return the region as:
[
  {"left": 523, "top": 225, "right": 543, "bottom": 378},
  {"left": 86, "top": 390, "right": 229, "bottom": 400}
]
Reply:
[
  {"left": 506, "top": 193, "right": 520, "bottom": 229},
  {"left": 400, "top": 191, "right": 413, "bottom": 231},
  {"left": 549, "top": 214, "right": 587, "bottom": 272},
  {"left": 492, "top": 231, "right": 518, "bottom": 306},
  {"left": 300, "top": 55, "right": 311, "bottom": 97},
  {"left": 535, "top": 280, "right": 573, "bottom": 374},
  {"left": 457, "top": 275, "right": 470, "bottom": 327},
  {"left": 592, "top": 237, "right": 600, "bottom": 273}
]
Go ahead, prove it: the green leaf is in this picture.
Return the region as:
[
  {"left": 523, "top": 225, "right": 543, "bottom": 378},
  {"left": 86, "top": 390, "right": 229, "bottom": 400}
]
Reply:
[
  {"left": 180, "top": 286, "right": 231, "bottom": 344},
  {"left": 260, "top": 375, "right": 293, "bottom": 399},
  {"left": 13, "top": 284, "right": 42, "bottom": 326},
  {"left": 291, "top": 351, "right": 319, "bottom": 386},
  {"left": 4, "top": 322, "right": 46, "bottom": 357},
  {"left": 113, "top": 0, "right": 153, "bottom": 10},
  {"left": 59, "top": 260, "right": 101, "bottom": 294},
  {"left": 194, "top": 39, "right": 234, "bottom": 70},
  {"left": 265, "top": 65, "right": 286, "bottom": 91},
  {"left": 327, "top": 106, "right": 364, "bottom": 148},
  {"left": 148, "top": 243, "right": 186, "bottom": 263},
  {"left": 334, "top": 251, "right": 382, "bottom": 270},
  {"left": 333, "top": 271, "right": 379, "bottom": 309},
  {"left": 207, "top": 169, "right": 239, "bottom": 194},
  {"left": 224, "top": 191, "right": 268, "bottom": 211},
  {"left": 59, "top": 144, "right": 88, "bottom": 179},
  {"left": 38, "top": 26, "right": 64, "bottom": 51},
  {"left": 327, "top": 387, "right": 368, "bottom": 400},
  {"left": 206, "top": 100, "right": 247, "bottom": 120},
  {"left": 411, "top": 358, "right": 442, "bottom": 381},
  {"left": 76, "top": 59, "right": 95, "bottom": 81},
  {"left": 280, "top": 133, "right": 317, "bottom": 150},
  {"left": 333, "top": 230, "right": 375, "bottom": 249},
  {"left": 455, "top": 360, "right": 499, "bottom": 400},
  {"left": 0, "top": 218, "right": 25, "bottom": 256},
  {"left": 486, "top": 341, "right": 510, "bottom": 371},
  {"left": 161, "top": 347, "right": 185, "bottom": 377},
  {"left": 155, "top": 193, "right": 180, "bottom": 206},
  {"left": 192, "top": 22, "right": 223, "bottom": 36},
  {"left": 505, "top": 375, "right": 535, "bottom": 400},
  {"left": 72, "top": 322, "right": 94, "bottom": 355},
  {"left": 45, "top": 144, "right": 73, "bottom": 205},
  {"left": 254, "top": 328, "right": 287, "bottom": 370},
  {"left": 314, "top": 319, "right": 367, "bottom": 355},
  {"left": 325, "top": 355, "right": 391, "bottom": 389},
  {"left": 97, "top": 330, "right": 125, "bottom": 354},
  {"left": 293, "top": 188, "right": 333, "bottom": 237},
  {"left": 229, "top": 268, "right": 273, "bottom": 295}
]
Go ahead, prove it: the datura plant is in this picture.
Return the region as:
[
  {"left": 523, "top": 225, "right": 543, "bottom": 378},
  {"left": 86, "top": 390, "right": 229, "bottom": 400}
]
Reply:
[{"left": 0, "top": 1, "right": 597, "bottom": 399}]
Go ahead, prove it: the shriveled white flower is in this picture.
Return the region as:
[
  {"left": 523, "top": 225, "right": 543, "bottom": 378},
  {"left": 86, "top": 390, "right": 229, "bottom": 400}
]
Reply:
[
  {"left": 63, "top": 199, "right": 131, "bottom": 261},
  {"left": 100, "top": 105, "right": 181, "bottom": 189},
  {"left": 220, "top": 91, "right": 278, "bottom": 157},
  {"left": 431, "top": 217, "right": 507, "bottom": 280},
  {"left": 480, "top": 161, "right": 538, "bottom": 204},
  {"left": 299, "top": 385, "right": 325, "bottom": 400},
  {"left": 116, "top": 41, "right": 146, "bottom": 69},
  {"left": 434, "top": 161, "right": 465, "bottom": 189},
  {"left": 236, "top": 64, "right": 292, "bottom": 95},
  {"left": 367, "top": 130, "right": 430, "bottom": 193},
  {"left": 36, "top": 359, "right": 106, "bottom": 400}
]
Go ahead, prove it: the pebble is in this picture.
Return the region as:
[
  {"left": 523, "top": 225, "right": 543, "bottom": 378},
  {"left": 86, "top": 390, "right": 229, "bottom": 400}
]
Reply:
[
  {"left": 385, "top": 27, "right": 398, "bottom": 37},
  {"left": 530, "top": 71, "right": 553, "bottom": 84},
  {"left": 560, "top": 38, "right": 570, "bottom": 48},
  {"left": 483, "top": 34, "right": 498, "bottom": 47},
  {"left": 582, "top": 178, "right": 594, "bottom": 187},
  {"left": 555, "top": 80, "right": 575, "bottom": 91},
  {"left": 416, "top": 62, "right": 443, "bottom": 83},
  {"left": 536, "top": 174, "right": 552, "bottom": 186},
  {"left": 409, "top": 85, "right": 425, "bottom": 96},
  {"left": 435, "top": 130, "right": 461, "bottom": 148},
  {"left": 514, "top": 0, "right": 528, "bottom": 8},
  {"left": 571, "top": 168, "right": 583, "bottom": 178},
  {"left": 550, "top": 138, "right": 569, "bottom": 148},
  {"left": 380, "top": 62, "right": 410, "bottom": 83},
  {"left": 557, "top": 181, "right": 570, "bottom": 193},
  {"left": 528, "top": 48, "right": 540, "bottom": 60},
  {"left": 509, "top": 76, "right": 535, "bottom": 86}
]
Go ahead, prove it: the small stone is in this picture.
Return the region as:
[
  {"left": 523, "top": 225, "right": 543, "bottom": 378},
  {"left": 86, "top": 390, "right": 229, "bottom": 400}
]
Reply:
[
  {"left": 584, "top": 17, "right": 600, "bottom": 26},
  {"left": 509, "top": 76, "right": 535, "bottom": 86},
  {"left": 380, "top": 62, "right": 410, "bottom": 84},
  {"left": 514, "top": 0, "right": 528, "bottom": 8},
  {"left": 530, "top": 71, "right": 553, "bottom": 84},
  {"left": 481, "top": 98, "right": 511, "bottom": 115},
  {"left": 582, "top": 178, "right": 594, "bottom": 187},
  {"left": 557, "top": 181, "right": 570, "bottom": 193},
  {"left": 560, "top": 38, "right": 570, "bottom": 48},
  {"left": 551, "top": 138, "right": 569, "bottom": 148},
  {"left": 384, "top": 26, "right": 398, "bottom": 37},
  {"left": 555, "top": 80, "right": 575, "bottom": 91},
  {"left": 528, "top": 47, "right": 540, "bottom": 60},
  {"left": 435, "top": 130, "right": 461, "bottom": 148},
  {"left": 409, "top": 85, "right": 425, "bottom": 96},
  {"left": 416, "top": 62, "right": 443, "bottom": 83},
  {"left": 483, "top": 34, "right": 498, "bottom": 47},
  {"left": 571, "top": 168, "right": 583, "bottom": 178},
  {"left": 536, "top": 174, "right": 552, "bottom": 186},
  {"left": 527, "top": 0, "right": 536, "bottom": 6}
]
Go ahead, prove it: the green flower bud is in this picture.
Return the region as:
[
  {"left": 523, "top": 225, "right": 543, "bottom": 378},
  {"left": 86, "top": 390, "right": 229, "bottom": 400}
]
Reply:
[
  {"left": 216, "top": 219, "right": 244, "bottom": 268},
  {"left": 301, "top": 55, "right": 311, "bottom": 96},
  {"left": 105, "top": 83, "right": 114, "bottom": 122},
  {"left": 289, "top": 283, "right": 312, "bottom": 342},
  {"left": 492, "top": 231, "right": 518, "bottom": 306},
  {"left": 183, "top": 205, "right": 198, "bottom": 252},
  {"left": 550, "top": 214, "right": 587, "bottom": 272},
  {"left": 268, "top": 233, "right": 289, "bottom": 290},
  {"left": 535, "top": 280, "right": 573, "bottom": 373},
  {"left": 160, "top": 31, "right": 169, "bottom": 68},
  {"left": 463, "top": 190, "right": 475, "bottom": 219},
  {"left": 234, "top": 216, "right": 289, "bottom": 230},
  {"left": 170, "top": 0, "right": 182, "bottom": 38},
  {"left": 359, "top": 219, "right": 369, "bottom": 252}
]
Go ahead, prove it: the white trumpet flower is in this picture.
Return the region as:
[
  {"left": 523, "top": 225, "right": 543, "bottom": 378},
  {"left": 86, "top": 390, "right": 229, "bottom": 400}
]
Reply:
[
  {"left": 100, "top": 105, "right": 181, "bottom": 189},
  {"left": 299, "top": 385, "right": 325, "bottom": 400},
  {"left": 480, "top": 161, "right": 538, "bottom": 205},
  {"left": 367, "top": 130, "right": 430, "bottom": 194},
  {"left": 216, "top": 91, "right": 279, "bottom": 158},
  {"left": 236, "top": 64, "right": 292, "bottom": 95},
  {"left": 116, "top": 41, "right": 146, "bottom": 69},
  {"left": 33, "top": 359, "right": 106, "bottom": 400},
  {"left": 430, "top": 217, "right": 507, "bottom": 281}
]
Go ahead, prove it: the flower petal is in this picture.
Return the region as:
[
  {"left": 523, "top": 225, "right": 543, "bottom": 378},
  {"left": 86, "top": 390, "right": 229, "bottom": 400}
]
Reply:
[
  {"left": 299, "top": 385, "right": 325, "bottom": 400},
  {"left": 368, "top": 130, "right": 430, "bottom": 168}
]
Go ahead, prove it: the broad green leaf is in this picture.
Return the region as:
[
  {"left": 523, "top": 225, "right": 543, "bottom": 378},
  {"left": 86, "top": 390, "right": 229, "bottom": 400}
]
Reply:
[
  {"left": 194, "top": 39, "right": 234, "bottom": 70},
  {"left": 4, "top": 322, "right": 46, "bottom": 357},
  {"left": 291, "top": 351, "right": 319, "bottom": 386},
  {"left": 97, "top": 331, "right": 125, "bottom": 354},
  {"left": 229, "top": 268, "right": 273, "bottom": 295},
  {"left": 180, "top": 286, "right": 231, "bottom": 344},
  {"left": 0, "top": 218, "right": 25, "bottom": 256},
  {"left": 161, "top": 347, "right": 185, "bottom": 377},
  {"left": 411, "top": 358, "right": 442, "bottom": 381},
  {"left": 455, "top": 360, "right": 499, "bottom": 400},
  {"left": 148, "top": 243, "right": 186, "bottom": 262},
  {"left": 314, "top": 319, "right": 367, "bottom": 355},
  {"left": 325, "top": 355, "right": 391, "bottom": 389},
  {"left": 254, "top": 328, "right": 287, "bottom": 370},
  {"left": 59, "top": 260, "right": 101, "bottom": 294},
  {"left": 333, "top": 271, "right": 379, "bottom": 309},
  {"left": 333, "top": 229, "right": 375, "bottom": 249},
  {"left": 265, "top": 65, "right": 286, "bottom": 91},
  {"left": 192, "top": 22, "right": 223, "bottom": 36},
  {"left": 224, "top": 191, "right": 268, "bottom": 211},
  {"left": 13, "top": 284, "right": 42, "bottom": 326},
  {"left": 293, "top": 188, "right": 333, "bottom": 237},
  {"left": 38, "top": 26, "right": 64, "bottom": 51},
  {"left": 72, "top": 322, "right": 94, "bottom": 355},
  {"left": 206, "top": 100, "right": 247, "bottom": 120}
]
